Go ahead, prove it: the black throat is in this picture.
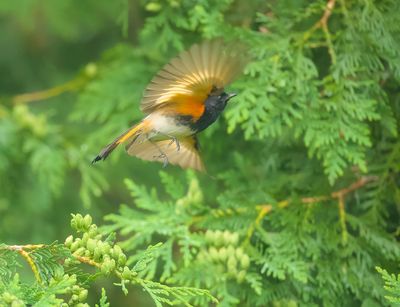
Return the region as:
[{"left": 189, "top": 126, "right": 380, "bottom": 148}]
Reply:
[{"left": 190, "top": 94, "right": 227, "bottom": 133}]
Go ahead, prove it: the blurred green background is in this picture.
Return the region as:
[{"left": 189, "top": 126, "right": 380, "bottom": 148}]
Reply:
[
  {"left": 1, "top": 0, "right": 126, "bottom": 242},
  {"left": 1, "top": 0, "right": 400, "bottom": 306},
  {"left": 0, "top": 1, "right": 165, "bottom": 304}
]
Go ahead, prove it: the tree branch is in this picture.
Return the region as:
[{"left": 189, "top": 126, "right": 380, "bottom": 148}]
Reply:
[
  {"left": 5, "top": 244, "right": 45, "bottom": 284},
  {"left": 246, "top": 176, "right": 378, "bottom": 242},
  {"left": 300, "top": 0, "right": 337, "bottom": 64},
  {"left": 74, "top": 255, "right": 101, "bottom": 268},
  {"left": 273, "top": 175, "right": 378, "bottom": 209},
  {"left": 2, "top": 243, "right": 104, "bottom": 282}
]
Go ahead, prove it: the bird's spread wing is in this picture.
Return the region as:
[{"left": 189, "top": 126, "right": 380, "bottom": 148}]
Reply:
[
  {"left": 125, "top": 136, "right": 205, "bottom": 172},
  {"left": 140, "top": 40, "right": 246, "bottom": 115}
]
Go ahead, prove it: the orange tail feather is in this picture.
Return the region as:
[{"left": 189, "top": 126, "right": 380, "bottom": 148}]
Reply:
[{"left": 92, "top": 121, "right": 146, "bottom": 163}]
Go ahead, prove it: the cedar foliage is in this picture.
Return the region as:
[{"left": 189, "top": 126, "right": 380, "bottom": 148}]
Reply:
[
  {"left": 0, "top": 214, "right": 216, "bottom": 306},
  {"left": 0, "top": 0, "right": 400, "bottom": 306}
]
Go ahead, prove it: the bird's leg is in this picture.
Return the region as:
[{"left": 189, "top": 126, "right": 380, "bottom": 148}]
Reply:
[
  {"left": 155, "top": 131, "right": 180, "bottom": 152},
  {"left": 150, "top": 140, "right": 169, "bottom": 168},
  {"left": 168, "top": 136, "right": 180, "bottom": 151}
]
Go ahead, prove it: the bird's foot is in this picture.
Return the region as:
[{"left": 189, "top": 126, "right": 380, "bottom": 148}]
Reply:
[
  {"left": 168, "top": 137, "right": 180, "bottom": 152},
  {"left": 154, "top": 153, "right": 169, "bottom": 168}
]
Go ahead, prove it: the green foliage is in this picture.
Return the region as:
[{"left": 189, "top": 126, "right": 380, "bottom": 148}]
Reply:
[
  {"left": 0, "top": 243, "right": 87, "bottom": 306},
  {"left": 95, "top": 288, "right": 110, "bottom": 307},
  {"left": 103, "top": 172, "right": 400, "bottom": 306},
  {"left": 225, "top": 1, "right": 399, "bottom": 184},
  {"left": 0, "top": 214, "right": 215, "bottom": 306},
  {"left": 1, "top": 0, "right": 400, "bottom": 305},
  {"left": 376, "top": 267, "right": 400, "bottom": 304}
]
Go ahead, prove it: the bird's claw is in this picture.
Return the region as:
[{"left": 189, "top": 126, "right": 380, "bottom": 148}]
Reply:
[
  {"left": 168, "top": 137, "right": 180, "bottom": 152},
  {"left": 154, "top": 153, "right": 169, "bottom": 168}
]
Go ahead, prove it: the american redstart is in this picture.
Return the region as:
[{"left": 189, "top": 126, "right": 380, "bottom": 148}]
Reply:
[{"left": 92, "top": 40, "right": 246, "bottom": 171}]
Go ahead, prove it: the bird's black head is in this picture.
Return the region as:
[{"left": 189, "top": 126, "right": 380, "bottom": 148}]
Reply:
[
  {"left": 205, "top": 91, "right": 237, "bottom": 111},
  {"left": 219, "top": 92, "right": 237, "bottom": 104},
  {"left": 193, "top": 90, "right": 237, "bottom": 133}
]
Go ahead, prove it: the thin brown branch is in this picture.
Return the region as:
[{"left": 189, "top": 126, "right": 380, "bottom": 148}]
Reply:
[
  {"left": 292, "top": 175, "right": 378, "bottom": 207},
  {"left": 260, "top": 176, "right": 371, "bottom": 207},
  {"left": 6, "top": 244, "right": 45, "bottom": 250},
  {"left": 74, "top": 255, "right": 101, "bottom": 268},
  {"left": 320, "top": 0, "right": 336, "bottom": 26},
  {"left": 245, "top": 176, "right": 378, "bottom": 242},
  {"left": 305, "top": 0, "right": 336, "bottom": 37},
  {"left": 173, "top": 175, "right": 378, "bottom": 246},
  {"left": 331, "top": 176, "right": 378, "bottom": 198},
  {"left": 19, "top": 249, "right": 42, "bottom": 283},
  {"left": 5, "top": 244, "right": 45, "bottom": 283},
  {"left": 2, "top": 243, "right": 104, "bottom": 283},
  {"left": 300, "top": 0, "right": 337, "bottom": 63}
]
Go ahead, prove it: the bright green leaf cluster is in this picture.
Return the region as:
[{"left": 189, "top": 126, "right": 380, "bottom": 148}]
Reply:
[{"left": 376, "top": 267, "right": 400, "bottom": 304}]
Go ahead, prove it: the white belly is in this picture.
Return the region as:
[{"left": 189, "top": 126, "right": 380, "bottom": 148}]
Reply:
[{"left": 146, "top": 113, "right": 193, "bottom": 138}]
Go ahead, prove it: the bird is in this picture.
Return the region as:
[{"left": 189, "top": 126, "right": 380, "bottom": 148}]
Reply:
[{"left": 92, "top": 40, "right": 246, "bottom": 171}]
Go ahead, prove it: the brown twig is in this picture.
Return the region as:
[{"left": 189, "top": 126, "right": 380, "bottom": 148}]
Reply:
[
  {"left": 301, "top": 0, "right": 337, "bottom": 64},
  {"left": 320, "top": 0, "right": 336, "bottom": 25},
  {"left": 5, "top": 244, "right": 45, "bottom": 283},
  {"left": 245, "top": 176, "right": 378, "bottom": 242},
  {"left": 7, "top": 244, "right": 45, "bottom": 250},
  {"left": 278, "top": 175, "right": 378, "bottom": 208},
  {"left": 331, "top": 176, "right": 378, "bottom": 198},
  {"left": 303, "top": 0, "right": 336, "bottom": 40},
  {"left": 74, "top": 255, "right": 101, "bottom": 268},
  {"left": 2, "top": 243, "right": 104, "bottom": 283},
  {"left": 193, "top": 176, "right": 378, "bottom": 243}
]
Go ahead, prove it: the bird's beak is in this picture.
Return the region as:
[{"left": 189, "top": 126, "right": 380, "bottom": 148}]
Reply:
[{"left": 226, "top": 93, "right": 237, "bottom": 102}]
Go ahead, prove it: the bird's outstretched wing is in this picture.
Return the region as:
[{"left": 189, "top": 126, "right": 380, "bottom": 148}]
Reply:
[
  {"left": 140, "top": 40, "right": 247, "bottom": 116},
  {"left": 126, "top": 136, "right": 205, "bottom": 172}
]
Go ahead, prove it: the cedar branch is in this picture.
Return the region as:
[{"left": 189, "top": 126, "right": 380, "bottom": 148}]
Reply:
[
  {"left": 4, "top": 244, "right": 45, "bottom": 283},
  {"left": 2, "top": 243, "right": 104, "bottom": 282},
  {"left": 266, "top": 175, "right": 379, "bottom": 209},
  {"left": 74, "top": 255, "right": 101, "bottom": 268},
  {"left": 245, "top": 176, "right": 378, "bottom": 242},
  {"left": 301, "top": 0, "right": 337, "bottom": 63}
]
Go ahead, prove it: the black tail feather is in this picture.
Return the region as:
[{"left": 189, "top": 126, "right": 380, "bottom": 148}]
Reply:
[
  {"left": 91, "top": 123, "right": 143, "bottom": 165},
  {"left": 91, "top": 142, "right": 119, "bottom": 164}
]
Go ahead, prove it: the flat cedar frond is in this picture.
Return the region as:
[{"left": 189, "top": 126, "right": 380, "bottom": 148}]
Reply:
[
  {"left": 376, "top": 267, "right": 400, "bottom": 304},
  {"left": 0, "top": 246, "right": 19, "bottom": 283},
  {"left": 29, "top": 243, "right": 71, "bottom": 284}
]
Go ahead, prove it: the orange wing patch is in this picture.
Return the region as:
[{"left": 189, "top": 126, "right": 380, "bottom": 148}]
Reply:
[
  {"left": 175, "top": 101, "right": 205, "bottom": 119},
  {"left": 160, "top": 93, "right": 206, "bottom": 119}
]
